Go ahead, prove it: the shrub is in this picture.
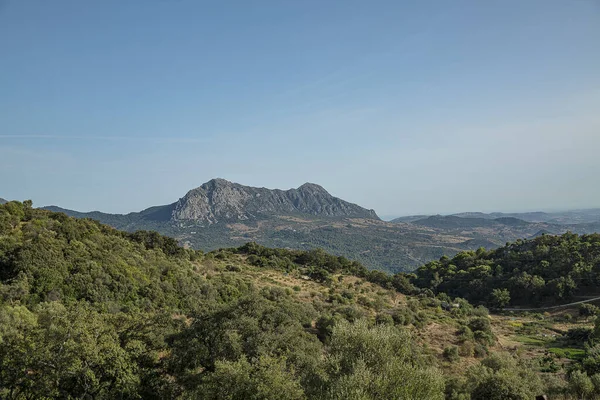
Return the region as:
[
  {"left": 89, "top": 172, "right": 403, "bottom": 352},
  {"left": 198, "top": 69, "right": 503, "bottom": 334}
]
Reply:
[
  {"left": 473, "top": 343, "right": 488, "bottom": 358},
  {"left": 469, "top": 317, "right": 491, "bottom": 333},
  {"left": 459, "top": 341, "right": 475, "bottom": 357},
  {"left": 443, "top": 345, "right": 460, "bottom": 362},
  {"left": 376, "top": 313, "right": 394, "bottom": 326},
  {"left": 579, "top": 303, "right": 600, "bottom": 318}
]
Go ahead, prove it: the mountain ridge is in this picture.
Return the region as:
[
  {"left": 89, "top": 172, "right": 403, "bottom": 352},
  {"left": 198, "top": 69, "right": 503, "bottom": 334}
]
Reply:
[
  {"left": 43, "top": 178, "right": 379, "bottom": 224},
  {"left": 391, "top": 208, "right": 600, "bottom": 225},
  {"left": 171, "top": 178, "right": 379, "bottom": 223}
]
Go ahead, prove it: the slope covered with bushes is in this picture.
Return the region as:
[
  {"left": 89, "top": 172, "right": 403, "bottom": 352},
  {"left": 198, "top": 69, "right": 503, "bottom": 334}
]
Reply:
[
  {"left": 0, "top": 201, "right": 596, "bottom": 399},
  {"left": 415, "top": 233, "right": 600, "bottom": 307}
]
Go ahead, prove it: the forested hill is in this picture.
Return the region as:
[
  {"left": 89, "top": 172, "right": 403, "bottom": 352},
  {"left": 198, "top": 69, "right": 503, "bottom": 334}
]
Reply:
[
  {"left": 415, "top": 232, "right": 600, "bottom": 307},
  {"left": 4, "top": 200, "right": 589, "bottom": 399}
]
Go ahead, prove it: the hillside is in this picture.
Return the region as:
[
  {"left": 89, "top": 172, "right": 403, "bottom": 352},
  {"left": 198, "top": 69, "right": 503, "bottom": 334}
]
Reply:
[
  {"left": 415, "top": 232, "right": 600, "bottom": 308},
  {"left": 4, "top": 201, "right": 600, "bottom": 399}
]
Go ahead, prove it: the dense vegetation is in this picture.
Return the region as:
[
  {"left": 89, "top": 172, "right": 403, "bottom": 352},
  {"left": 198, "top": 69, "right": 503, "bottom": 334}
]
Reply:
[
  {"left": 415, "top": 233, "right": 600, "bottom": 307},
  {"left": 2, "top": 201, "right": 600, "bottom": 399}
]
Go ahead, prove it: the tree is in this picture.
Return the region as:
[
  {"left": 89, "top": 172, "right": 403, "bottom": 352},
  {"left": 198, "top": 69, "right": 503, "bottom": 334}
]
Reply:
[
  {"left": 464, "top": 354, "right": 542, "bottom": 400},
  {"left": 320, "top": 319, "right": 444, "bottom": 400},
  {"left": 490, "top": 288, "right": 511, "bottom": 308},
  {"left": 0, "top": 303, "right": 139, "bottom": 399},
  {"left": 471, "top": 373, "right": 535, "bottom": 400},
  {"left": 197, "top": 356, "right": 306, "bottom": 400},
  {"left": 568, "top": 370, "right": 594, "bottom": 400}
]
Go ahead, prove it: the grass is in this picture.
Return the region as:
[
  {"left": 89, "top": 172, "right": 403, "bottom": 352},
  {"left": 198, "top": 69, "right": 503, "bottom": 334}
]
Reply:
[
  {"left": 513, "top": 335, "right": 547, "bottom": 346},
  {"left": 547, "top": 347, "right": 585, "bottom": 361},
  {"left": 512, "top": 334, "right": 586, "bottom": 361}
]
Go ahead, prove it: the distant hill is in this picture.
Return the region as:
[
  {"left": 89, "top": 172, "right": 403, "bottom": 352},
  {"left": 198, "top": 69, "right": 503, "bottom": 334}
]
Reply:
[
  {"left": 452, "top": 211, "right": 553, "bottom": 222},
  {"left": 0, "top": 198, "right": 6, "bottom": 205},
  {"left": 396, "top": 209, "right": 600, "bottom": 225},
  {"left": 410, "top": 215, "right": 530, "bottom": 229}
]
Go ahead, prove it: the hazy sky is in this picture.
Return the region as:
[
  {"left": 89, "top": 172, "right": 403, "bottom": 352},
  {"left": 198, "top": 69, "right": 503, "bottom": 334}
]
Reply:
[{"left": 1, "top": 0, "right": 599, "bottom": 217}]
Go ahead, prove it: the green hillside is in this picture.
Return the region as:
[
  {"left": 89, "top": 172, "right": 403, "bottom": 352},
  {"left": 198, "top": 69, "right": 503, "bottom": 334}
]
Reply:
[
  {"left": 2, "top": 201, "right": 600, "bottom": 399},
  {"left": 415, "top": 233, "right": 600, "bottom": 307}
]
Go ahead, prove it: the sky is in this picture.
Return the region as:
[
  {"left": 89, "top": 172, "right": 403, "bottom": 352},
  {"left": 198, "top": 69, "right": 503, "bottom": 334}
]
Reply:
[{"left": 1, "top": 0, "right": 599, "bottom": 217}]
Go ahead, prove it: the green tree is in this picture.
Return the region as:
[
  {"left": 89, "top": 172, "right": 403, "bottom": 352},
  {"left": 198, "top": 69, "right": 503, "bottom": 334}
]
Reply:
[
  {"left": 196, "top": 356, "right": 306, "bottom": 400},
  {"left": 465, "top": 354, "right": 542, "bottom": 400},
  {"left": 320, "top": 319, "right": 444, "bottom": 400},
  {"left": 569, "top": 370, "right": 594, "bottom": 400},
  {"left": 490, "top": 288, "right": 511, "bottom": 308}
]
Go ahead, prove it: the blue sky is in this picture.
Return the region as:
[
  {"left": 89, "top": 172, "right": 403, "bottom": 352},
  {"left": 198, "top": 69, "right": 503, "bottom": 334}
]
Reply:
[{"left": 1, "top": 0, "right": 599, "bottom": 217}]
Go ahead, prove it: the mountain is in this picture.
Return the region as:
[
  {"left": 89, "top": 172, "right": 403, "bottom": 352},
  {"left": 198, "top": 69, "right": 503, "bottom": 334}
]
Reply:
[
  {"left": 171, "top": 178, "right": 379, "bottom": 223},
  {"left": 45, "top": 179, "right": 378, "bottom": 226},
  {"left": 0, "top": 198, "right": 7, "bottom": 205}
]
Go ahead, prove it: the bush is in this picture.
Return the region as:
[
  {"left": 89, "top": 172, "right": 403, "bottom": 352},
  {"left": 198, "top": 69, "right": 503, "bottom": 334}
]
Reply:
[
  {"left": 459, "top": 341, "right": 475, "bottom": 357},
  {"left": 565, "top": 327, "right": 593, "bottom": 344},
  {"left": 474, "top": 330, "right": 495, "bottom": 346},
  {"left": 225, "top": 264, "right": 242, "bottom": 272},
  {"left": 443, "top": 346, "right": 460, "bottom": 362},
  {"left": 579, "top": 303, "right": 600, "bottom": 318},
  {"left": 457, "top": 325, "right": 474, "bottom": 342},
  {"left": 392, "top": 308, "right": 414, "bottom": 326},
  {"left": 376, "top": 313, "right": 394, "bottom": 326},
  {"left": 473, "top": 343, "right": 488, "bottom": 358},
  {"left": 469, "top": 317, "right": 491, "bottom": 333},
  {"left": 472, "top": 305, "right": 490, "bottom": 317}
]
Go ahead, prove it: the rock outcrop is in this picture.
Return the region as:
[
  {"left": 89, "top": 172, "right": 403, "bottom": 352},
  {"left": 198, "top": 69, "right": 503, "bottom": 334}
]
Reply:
[{"left": 171, "top": 178, "right": 379, "bottom": 223}]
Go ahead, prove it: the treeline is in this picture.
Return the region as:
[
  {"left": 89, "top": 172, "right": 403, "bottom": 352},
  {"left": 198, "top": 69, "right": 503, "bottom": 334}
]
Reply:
[{"left": 414, "top": 233, "right": 600, "bottom": 307}]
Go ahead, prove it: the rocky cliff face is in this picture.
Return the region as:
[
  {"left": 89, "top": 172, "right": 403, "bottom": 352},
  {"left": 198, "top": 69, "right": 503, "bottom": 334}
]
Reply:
[{"left": 171, "top": 178, "right": 379, "bottom": 223}]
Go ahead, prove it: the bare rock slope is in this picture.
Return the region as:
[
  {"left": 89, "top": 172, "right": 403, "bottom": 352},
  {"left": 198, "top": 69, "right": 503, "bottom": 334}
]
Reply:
[{"left": 172, "top": 178, "right": 379, "bottom": 223}]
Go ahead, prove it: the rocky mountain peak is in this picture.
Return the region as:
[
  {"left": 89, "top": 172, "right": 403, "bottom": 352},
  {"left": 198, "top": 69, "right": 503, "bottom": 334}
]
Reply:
[
  {"left": 170, "top": 179, "right": 379, "bottom": 224},
  {"left": 296, "top": 182, "right": 330, "bottom": 196}
]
